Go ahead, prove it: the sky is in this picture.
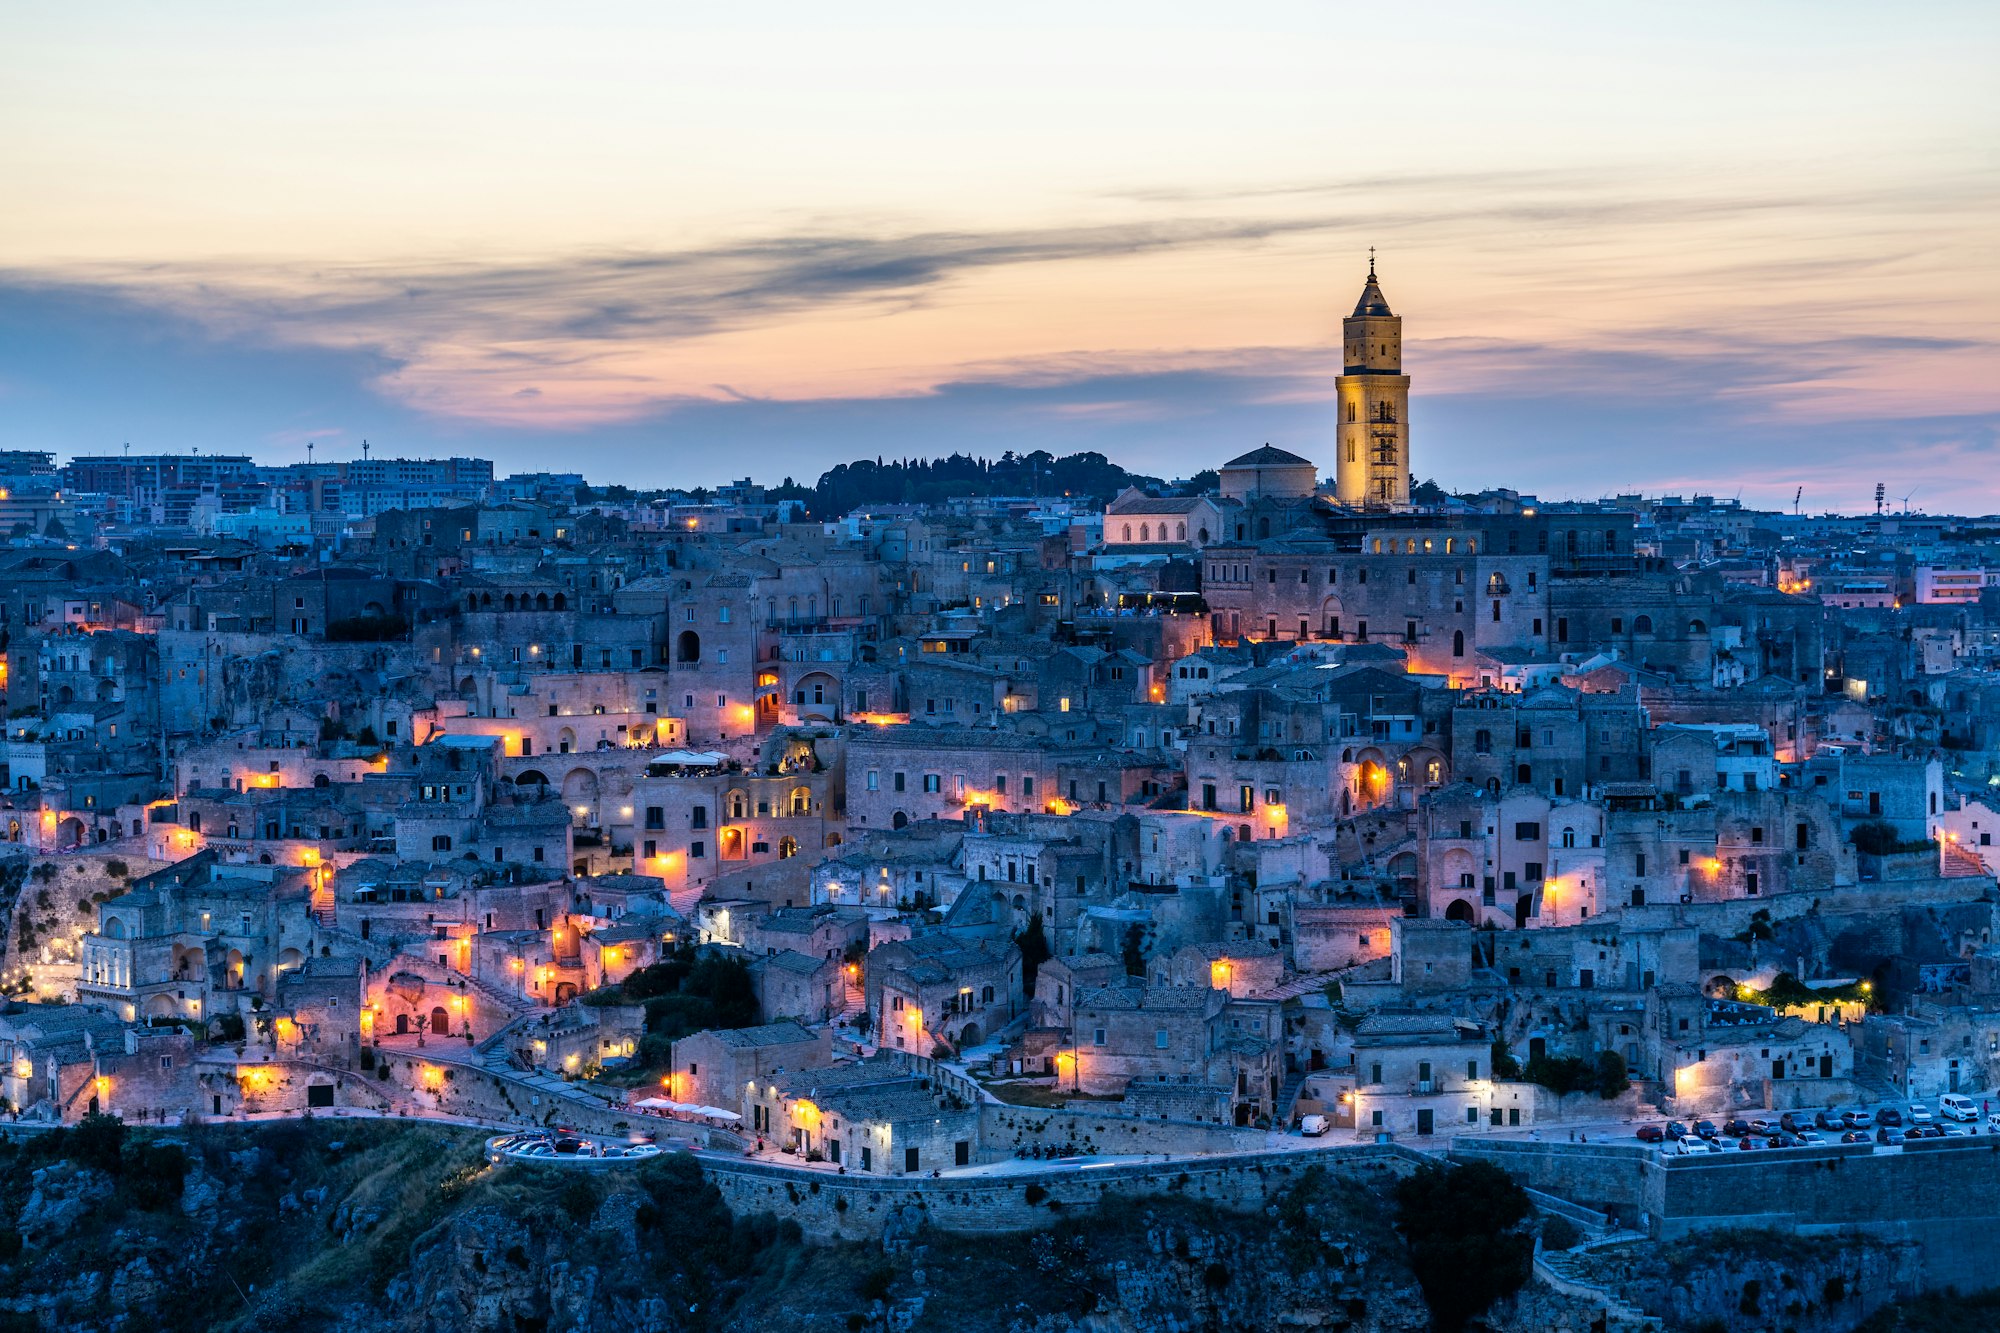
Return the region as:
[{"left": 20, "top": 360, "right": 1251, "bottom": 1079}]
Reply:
[{"left": 2, "top": 2, "right": 1996, "bottom": 511}]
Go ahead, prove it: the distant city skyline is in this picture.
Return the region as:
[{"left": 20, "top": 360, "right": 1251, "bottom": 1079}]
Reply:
[{"left": 2, "top": 2, "right": 1995, "bottom": 511}]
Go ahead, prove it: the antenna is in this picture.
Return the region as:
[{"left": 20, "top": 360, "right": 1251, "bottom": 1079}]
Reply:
[
  {"left": 1793, "top": 486, "right": 1802, "bottom": 517},
  {"left": 1874, "top": 483, "right": 1885, "bottom": 516},
  {"left": 307, "top": 441, "right": 314, "bottom": 466}
]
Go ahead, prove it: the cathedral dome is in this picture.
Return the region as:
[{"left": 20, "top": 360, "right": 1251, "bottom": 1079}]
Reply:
[{"left": 1219, "top": 444, "right": 1319, "bottom": 504}]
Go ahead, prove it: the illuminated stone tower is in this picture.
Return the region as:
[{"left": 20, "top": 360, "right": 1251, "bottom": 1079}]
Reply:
[{"left": 1333, "top": 256, "right": 1411, "bottom": 509}]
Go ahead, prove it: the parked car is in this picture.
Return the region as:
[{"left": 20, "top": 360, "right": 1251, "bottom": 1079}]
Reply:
[
  {"left": 1843, "top": 1109, "right": 1875, "bottom": 1129},
  {"left": 1734, "top": 1136, "right": 1760, "bottom": 1151},
  {"left": 1635, "top": 1124, "right": 1666, "bottom": 1143},
  {"left": 1748, "top": 1118, "right": 1778, "bottom": 1135},
  {"left": 1723, "top": 1118, "right": 1752, "bottom": 1137},
  {"left": 1842, "top": 1130, "right": 1870, "bottom": 1144},
  {"left": 1876, "top": 1107, "right": 1903, "bottom": 1127},
  {"left": 1298, "top": 1114, "right": 1329, "bottom": 1137},
  {"left": 1676, "top": 1136, "right": 1722, "bottom": 1156},
  {"left": 1907, "top": 1104, "right": 1934, "bottom": 1124},
  {"left": 1876, "top": 1126, "right": 1907, "bottom": 1146},
  {"left": 1694, "top": 1120, "right": 1719, "bottom": 1139},
  {"left": 1814, "top": 1109, "right": 1843, "bottom": 1130},
  {"left": 1665, "top": 1120, "right": 1690, "bottom": 1139},
  {"left": 1939, "top": 1094, "right": 1978, "bottom": 1122},
  {"left": 1779, "top": 1112, "right": 1802, "bottom": 1133},
  {"left": 1794, "top": 1130, "right": 1826, "bottom": 1146},
  {"left": 1910, "top": 1123, "right": 1944, "bottom": 1139}
]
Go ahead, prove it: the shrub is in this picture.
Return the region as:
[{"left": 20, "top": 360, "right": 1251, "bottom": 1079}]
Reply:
[
  {"left": 1024, "top": 1183, "right": 1048, "bottom": 1205},
  {"left": 1540, "top": 1215, "right": 1582, "bottom": 1251},
  {"left": 1523, "top": 1054, "right": 1595, "bottom": 1096},
  {"left": 125, "top": 1142, "right": 187, "bottom": 1210},
  {"left": 857, "top": 1263, "right": 895, "bottom": 1303},
  {"left": 67, "top": 1112, "right": 127, "bottom": 1175}
]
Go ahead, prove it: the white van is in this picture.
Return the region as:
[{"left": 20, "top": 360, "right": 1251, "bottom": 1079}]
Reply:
[
  {"left": 1298, "top": 1114, "right": 1329, "bottom": 1137},
  {"left": 1939, "top": 1094, "right": 1978, "bottom": 1122}
]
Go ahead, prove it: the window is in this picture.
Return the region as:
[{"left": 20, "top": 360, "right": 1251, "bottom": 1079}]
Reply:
[
  {"left": 922, "top": 774, "right": 941, "bottom": 793},
  {"left": 1514, "top": 822, "right": 1540, "bottom": 841},
  {"left": 1155, "top": 1028, "right": 1170, "bottom": 1049}
]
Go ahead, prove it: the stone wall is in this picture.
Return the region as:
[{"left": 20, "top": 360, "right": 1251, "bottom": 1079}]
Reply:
[
  {"left": 1457, "top": 1133, "right": 2000, "bottom": 1292},
  {"left": 978, "top": 1103, "right": 1276, "bottom": 1159},
  {"left": 1612, "top": 876, "right": 1994, "bottom": 941},
  {"left": 1450, "top": 1139, "right": 1656, "bottom": 1222},
  {"left": 701, "top": 1141, "right": 1426, "bottom": 1242}
]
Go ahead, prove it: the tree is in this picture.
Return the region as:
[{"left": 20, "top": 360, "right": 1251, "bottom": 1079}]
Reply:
[
  {"left": 1490, "top": 1039, "right": 1522, "bottom": 1080},
  {"left": 1120, "top": 923, "right": 1147, "bottom": 977},
  {"left": 1394, "top": 1160, "right": 1535, "bottom": 1332},
  {"left": 1593, "top": 1049, "right": 1630, "bottom": 1099},
  {"left": 1014, "top": 915, "right": 1052, "bottom": 997}
]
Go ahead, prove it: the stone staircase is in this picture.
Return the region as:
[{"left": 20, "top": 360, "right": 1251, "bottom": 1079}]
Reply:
[
  {"left": 1849, "top": 1066, "right": 1904, "bottom": 1105},
  {"left": 1275, "top": 1069, "right": 1309, "bottom": 1122},
  {"left": 1535, "top": 1237, "right": 1663, "bottom": 1332},
  {"left": 1942, "top": 841, "right": 1987, "bottom": 878}
]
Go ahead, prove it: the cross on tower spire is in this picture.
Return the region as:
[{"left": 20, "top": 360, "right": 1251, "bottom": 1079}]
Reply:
[{"left": 1368, "top": 246, "right": 1376, "bottom": 276}]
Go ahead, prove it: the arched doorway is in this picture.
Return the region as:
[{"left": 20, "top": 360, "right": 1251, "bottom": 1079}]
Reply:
[
  {"left": 1444, "top": 899, "right": 1475, "bottom": 923},
  {"left": 430, "top": 1005, "right": 451, "bottom": 1037},
  {"left": 562, "top": 768, "right": 599, "bottom": 820},
  {"left": 676, "top": 630, "right": 701, "bottom": 663},
  {"left": 395, "top": 1013, "right": 410, "bottom": 1035}
]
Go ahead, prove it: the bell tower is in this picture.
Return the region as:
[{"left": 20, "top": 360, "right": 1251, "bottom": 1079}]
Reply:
[{"left": 1333, "top": 253, "right": 1411, "bottom": 509}]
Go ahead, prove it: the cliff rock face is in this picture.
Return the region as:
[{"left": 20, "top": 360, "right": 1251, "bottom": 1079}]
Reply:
[
  {"left": 0, "top": 1117, "right": 1943, "bottom": 1333},
  {"left": 1564, "top": 1231, "right": 1924, "bottom": 1333}
]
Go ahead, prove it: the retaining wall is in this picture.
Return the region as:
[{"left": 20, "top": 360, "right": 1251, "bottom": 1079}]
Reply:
[
  {"left": 702, "top": 1142, "right": 1427, "bottom": 1242},
  {"left": 1456, "top": 1134, "right": 2000, "bottom": 1291}
]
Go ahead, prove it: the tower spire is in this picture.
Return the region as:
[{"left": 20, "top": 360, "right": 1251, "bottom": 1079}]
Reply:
[{"left": 1368, "top": 245, "right": 1376, "bottom": 277}]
